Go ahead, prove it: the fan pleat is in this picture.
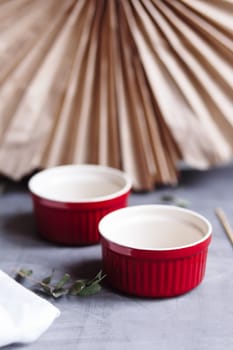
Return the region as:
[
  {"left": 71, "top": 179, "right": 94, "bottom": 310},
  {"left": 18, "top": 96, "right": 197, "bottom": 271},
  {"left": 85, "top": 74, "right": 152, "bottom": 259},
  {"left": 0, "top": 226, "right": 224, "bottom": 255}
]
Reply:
[{"left": 0, "top": 0, "right": 232, "bottom": 190}]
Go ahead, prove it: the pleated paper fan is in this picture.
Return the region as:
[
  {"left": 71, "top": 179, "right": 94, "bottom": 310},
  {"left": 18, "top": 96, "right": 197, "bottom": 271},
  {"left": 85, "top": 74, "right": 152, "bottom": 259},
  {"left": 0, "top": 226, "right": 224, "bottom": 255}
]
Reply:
[{"left": 0, "top": 0, "right": 233, "bottom": 190}]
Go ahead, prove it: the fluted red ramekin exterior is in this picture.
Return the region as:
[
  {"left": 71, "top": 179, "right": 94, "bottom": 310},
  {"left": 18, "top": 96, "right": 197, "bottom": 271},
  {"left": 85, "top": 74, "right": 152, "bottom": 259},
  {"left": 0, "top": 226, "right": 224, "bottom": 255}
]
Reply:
[
  {"left": 100, "top": 235, "right": 211, "bottom": 297},
  {"left": 31, "top": 192, "right": 130, "bottom": 245}
]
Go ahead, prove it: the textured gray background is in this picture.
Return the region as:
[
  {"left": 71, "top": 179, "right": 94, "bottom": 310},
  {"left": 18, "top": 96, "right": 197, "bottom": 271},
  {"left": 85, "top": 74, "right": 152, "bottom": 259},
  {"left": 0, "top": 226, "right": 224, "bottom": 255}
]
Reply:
[{"left": 1, "top": 165, "right": 233, "bottom": 349}]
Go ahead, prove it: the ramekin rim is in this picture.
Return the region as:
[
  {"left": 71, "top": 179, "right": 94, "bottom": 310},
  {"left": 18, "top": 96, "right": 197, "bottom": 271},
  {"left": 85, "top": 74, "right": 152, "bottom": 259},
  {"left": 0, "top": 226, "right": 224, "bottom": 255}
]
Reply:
[
  {"left": 28, "top": 164, "right": 132, "bottom": 203},
  {"left": 98, "top": 204, "right": 212, "bottom": 251}
]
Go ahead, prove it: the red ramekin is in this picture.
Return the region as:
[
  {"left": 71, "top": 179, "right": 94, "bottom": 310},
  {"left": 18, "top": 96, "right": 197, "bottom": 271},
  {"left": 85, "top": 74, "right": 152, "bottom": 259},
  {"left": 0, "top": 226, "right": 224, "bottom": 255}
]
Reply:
[
  {"left": 28, "top": 165, "right": 132, "bottom": 245},
  {"left": 99, "top": 205, "right": 212, "bottom": 298}
]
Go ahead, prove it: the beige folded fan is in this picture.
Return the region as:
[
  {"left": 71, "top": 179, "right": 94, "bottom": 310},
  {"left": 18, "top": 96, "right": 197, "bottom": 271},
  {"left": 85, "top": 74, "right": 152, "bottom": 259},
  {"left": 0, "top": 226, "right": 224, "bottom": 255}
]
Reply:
[{"left": 0, "top": 0, "right": 233, "bottom": 190}]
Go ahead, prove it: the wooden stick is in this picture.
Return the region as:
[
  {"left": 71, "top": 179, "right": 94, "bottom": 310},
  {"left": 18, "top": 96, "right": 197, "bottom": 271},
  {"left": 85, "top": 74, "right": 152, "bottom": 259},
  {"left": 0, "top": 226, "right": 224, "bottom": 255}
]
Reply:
[{"left": 215, "top": 207, "right": 233, "bottom": 246}]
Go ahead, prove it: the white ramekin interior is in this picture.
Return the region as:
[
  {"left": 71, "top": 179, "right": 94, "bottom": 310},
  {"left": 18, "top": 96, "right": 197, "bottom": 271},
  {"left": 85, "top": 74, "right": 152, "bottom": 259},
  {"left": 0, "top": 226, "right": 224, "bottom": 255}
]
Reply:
[
  {"left": 28, "top": 165, "right": 131, "bottom": 202},
  {"left": 99, "top": 205, "right": 212, "bottom": 250}
]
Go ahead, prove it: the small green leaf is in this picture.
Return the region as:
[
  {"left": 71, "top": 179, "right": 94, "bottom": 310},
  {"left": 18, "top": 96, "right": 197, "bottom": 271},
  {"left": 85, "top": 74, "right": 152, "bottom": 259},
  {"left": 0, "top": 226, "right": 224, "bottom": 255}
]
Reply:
[
  {"left": 55, "top": 273, "right": 70, "bottom": 290},
  {"left": 69, "top": 280, "right": 86, "bottom": 295},
  {"left": 17, "top": 269, "right": 33, "bottom": 278},
  {"left": 42, "top": 275, "right": 53, "bottom": 285},
  {"left": 160, "top": 193, "right": 190, "bottom": 208},
  {"left": 52, "top": 288, "right": 68, "bottom": 298},
  {"left": 79, "top": 283, "right": 101, "bottom": 296},
  {"left": 174, "top": 198, "right": 190, "bottom": 208},
  {"left": 39, "top": 283, "right": 53, "bottom": 296},
  {"left": 86, "top": 271, "right": 106, "bottom": 287},
  {"left": 160, "top": 194, "right": 175, "bottom": 202}
]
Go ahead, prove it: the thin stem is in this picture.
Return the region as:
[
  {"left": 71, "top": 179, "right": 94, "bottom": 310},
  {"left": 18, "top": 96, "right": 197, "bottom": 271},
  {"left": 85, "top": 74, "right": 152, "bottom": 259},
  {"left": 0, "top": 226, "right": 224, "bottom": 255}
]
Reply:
[{"left": 215, "top": 207, "right": 233, "bottom": 246}]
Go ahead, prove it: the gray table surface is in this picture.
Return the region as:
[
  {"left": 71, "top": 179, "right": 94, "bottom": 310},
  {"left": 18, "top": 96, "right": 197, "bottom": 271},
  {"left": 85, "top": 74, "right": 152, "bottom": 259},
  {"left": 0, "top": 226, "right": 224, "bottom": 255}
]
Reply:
[{"left": 1, "top": 165, "right": 233, "bottom": 350}]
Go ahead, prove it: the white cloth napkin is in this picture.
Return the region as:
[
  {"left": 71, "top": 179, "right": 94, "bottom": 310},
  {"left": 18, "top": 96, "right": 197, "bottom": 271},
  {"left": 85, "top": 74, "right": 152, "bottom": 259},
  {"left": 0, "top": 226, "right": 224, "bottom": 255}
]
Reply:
[{"left": 0, "top": 270, "right": 60, "bottom": 347}]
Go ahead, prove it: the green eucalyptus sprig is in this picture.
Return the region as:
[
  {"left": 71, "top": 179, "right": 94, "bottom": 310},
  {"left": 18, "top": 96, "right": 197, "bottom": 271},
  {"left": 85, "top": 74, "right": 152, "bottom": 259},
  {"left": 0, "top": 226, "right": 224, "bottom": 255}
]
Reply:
[
  {"left": 15, "top": 269, "right": 106, "bottom": 298},
  {"left": 160, "top": 193, "right": 190, "bottom": 208}
]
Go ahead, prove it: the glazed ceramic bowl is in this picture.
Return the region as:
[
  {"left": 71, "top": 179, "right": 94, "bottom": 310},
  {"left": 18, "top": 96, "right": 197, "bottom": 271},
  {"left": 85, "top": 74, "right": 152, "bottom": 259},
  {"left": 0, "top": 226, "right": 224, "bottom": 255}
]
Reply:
[
  {"left": 99, "top": 205, "right": 212, "bottom": 297},
  {"left": 28, "top": 165, "right": 132, "bottom": 245}
]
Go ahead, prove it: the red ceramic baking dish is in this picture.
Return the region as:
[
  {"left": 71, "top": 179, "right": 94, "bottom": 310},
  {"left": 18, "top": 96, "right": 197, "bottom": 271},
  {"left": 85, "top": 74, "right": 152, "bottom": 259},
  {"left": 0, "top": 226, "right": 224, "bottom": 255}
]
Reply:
[
  {"left": 99, "top": 205, "right": 212, "bottom": 298},
  {"left": 28, "top": 165, "right": 132, "bottom": 245}
]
